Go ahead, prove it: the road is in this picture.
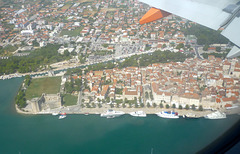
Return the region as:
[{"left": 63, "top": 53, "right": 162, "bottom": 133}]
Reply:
[{"left": 194, "top": 45, "right": 204, "bottom": 60}]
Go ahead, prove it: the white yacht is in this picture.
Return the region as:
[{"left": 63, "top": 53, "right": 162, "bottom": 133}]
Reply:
[
  {"left": 129, "top": 111, "right": 147, "bottom": 117},
  {"left": 100, "top": 109, "right": 125, "bottom": 118},
  {"left": 204, "top": 111, "right": 226, "bottom": 119},
  {"left": 156, "top": 111, "right": 179, "bottom": 119}
]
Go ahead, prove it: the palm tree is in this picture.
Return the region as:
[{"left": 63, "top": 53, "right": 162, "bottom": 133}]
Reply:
[
  {"left": 81, "top": 104, "right": 85, "bottom": 108},
  {"left": 97, "top": 98, "right": 100, "bottom": 103},
  {"left": 92, "top": 102, "right": 96, "bottom": 108},
  {"left": 160, "top": 103, "right": 164, "bottom": 108},
  {"left": 199, "top": 105, "right": 203, "bottom": 111},
  {"left": 185, "top": 104, "right": 190, "bottom": 110},
  {"left": 172, "top": 103, "right": 176, "bottom": 108},
  {"left": 166, "top": 104, "right": 170, "bottom": 109},
  {"left": 179, "top": 105, "right": 183, "bottom": 109},
  {"left": 86, "top": 103, "right": 91, "bottom": 108},
  {"left": 145, "top": 92, "right": 149, "bottom": 99},
  {"left": 191, "top": 104, "right": 196, "bottom": 110},
  {"left": 135, "top": 102, "right": 138, "bottom": 108},
  {"left": 110, "top": 104, "right": 114, "bottom": 108}
]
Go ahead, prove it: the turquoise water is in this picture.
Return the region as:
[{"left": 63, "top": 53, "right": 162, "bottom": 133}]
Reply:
[{"left": 0, "top": 78, "right": 239, "bottom": 154}]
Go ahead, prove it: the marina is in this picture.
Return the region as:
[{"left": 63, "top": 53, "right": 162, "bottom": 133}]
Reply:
[{"left": 0, "top": 78, "right": 240, "bottom": 153}]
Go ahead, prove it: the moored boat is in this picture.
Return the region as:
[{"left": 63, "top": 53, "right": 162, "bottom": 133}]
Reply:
[
  {"left": 59, "top": 113, "right": 67, "bottom": 119},
  {"left": 185, "top": 113, "right": 199, "bottom": 119},
  {"left": 204, "top": 111, "right": 226, "bottom": 119},
  {"left": 100, "top": 109, "right": 125, "bottom": 118},
  {"left": 156, "top": 111, "right": 179, "bottom": 119},
  {"left": 129, "top": 111, "right": 147, "bottom": 117},
  {"left": 52, "top": 112, "right": 59, "bottom": 116}
]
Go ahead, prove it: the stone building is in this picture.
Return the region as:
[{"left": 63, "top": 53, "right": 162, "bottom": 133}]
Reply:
[{"left": 31, "top": 93, "right": 62, "bottom": 113}]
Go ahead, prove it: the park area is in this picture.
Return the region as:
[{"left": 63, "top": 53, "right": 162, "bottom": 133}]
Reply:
[
  {"left": 63, "top": 94, "right": 77, "bottom": 106},
  {"left": 25, "top": 77, "right": 61, "bottom": 100}
]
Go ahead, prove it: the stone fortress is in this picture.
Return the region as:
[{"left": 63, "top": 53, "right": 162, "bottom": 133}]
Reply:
[{"left": 30, "top": 93, "right": 62, "bottom": 113}]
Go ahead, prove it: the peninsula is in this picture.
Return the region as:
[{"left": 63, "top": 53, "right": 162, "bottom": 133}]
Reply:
[{"left": 15, "top": 53, "right": 240, "bottom": 117}]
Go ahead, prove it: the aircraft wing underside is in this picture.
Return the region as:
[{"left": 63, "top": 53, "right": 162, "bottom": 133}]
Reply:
[{"left": 139, "top": 0, "right": 240, "bottom": 58}]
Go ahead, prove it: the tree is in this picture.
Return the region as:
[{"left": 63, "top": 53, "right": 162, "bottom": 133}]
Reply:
[
  {"left": 140, "top": 103, "right": 144, "bottom": 108},
  {"left": 102, "top": 44, "right": 108, "bottom": 48},
  {"left": 92, "top": 103, "right": 96, "bottom": 108},
  {"left": 216, "top": 46, "right": 221, "bottom": 52},
  {"left": 24, "top": 75, "right": 31, "bottom": 87},
  {"left": 97, "top": 98, "right": 101, "bottom": 103},
  {"left": 86, "top": 103, "right": 91, "bottom": 108},
  {"left": 147, "top": 102, "right": 151, "bottom": 108},
  {"left": 150, "top": 92, "right": 154, "bottom": 100},
  {"left": 203, "top": 44, "right": 209, "bottom": 51},
  {"left": 98, "top": 103, "right": 102, "bottom": 108},
  {"left": 145, "top": 92, "right": 149, "bottom": 99},
  {"left": 88, "top": 96, "right": 93, "bottom": 103},
  {"left": 162, "top": 44, "right": 167, "bottom": 48},
  {"left": 176, "top": 43, "right": 184, "bottom": 50},
  {"left": 134, "top": 97, "right": 137, "bottom": 102},
  {"left": 134, "top": 102, "right": 138, "bottom": 108},
  {"left": 166, "top": 104, "right": 170, "bottom": 109},
  {"left": 160, "top": 103, "right": 164, "bottom": 108},
  {"left": 199, "top": 105, "right": 203, "bottom": 111},
  {"left": 185, "top": 104, "right": 190, "bottom": 110},
  {"left": 116, "top": 103, "right": 120, "bottom": 108},
  {"left": 122, "top": 103, "right": 126, "bottom": 108},
  {"left": 191, "top": 104, "right": 196, "bottom": 110},
  {"left": 32, "top": 40, "right": 39, "bottom": 47},
  {"left": 179, "top": 105, "right": 183, "bottom": 109},
  {"left": 153, "top": 103, "right": 157, "bottom": 108},
  {"left": 81, "top": 104, "right": 85, "bottom": 108},
  {"left": 172, "top": 103, "right": 176, "bottom": 108},
  {"left": 110, "top": 104, "right": 114, "bottom": 108},
  {"left": 64, "top": 50, "right": 70, "bottom": 57}
]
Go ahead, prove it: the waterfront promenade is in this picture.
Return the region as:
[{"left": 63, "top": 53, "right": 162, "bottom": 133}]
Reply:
[{"left": 15, "top": 103, "right": 240, "bottom": 117}]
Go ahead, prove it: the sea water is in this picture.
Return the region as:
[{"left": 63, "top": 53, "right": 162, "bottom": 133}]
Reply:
[{"left": 0, "top": 78, "right": 239, "bottom": 154}]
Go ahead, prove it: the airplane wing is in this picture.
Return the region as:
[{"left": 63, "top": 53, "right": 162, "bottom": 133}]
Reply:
[{"left": 139, "top": 0, "right": 240, "bottom": 58}]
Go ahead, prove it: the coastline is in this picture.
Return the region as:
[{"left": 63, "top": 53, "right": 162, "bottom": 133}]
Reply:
[{"left": 15, "top": 104, "right": 240, "bottom": 117}]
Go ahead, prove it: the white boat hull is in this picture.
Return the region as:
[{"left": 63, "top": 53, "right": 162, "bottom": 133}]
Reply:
[
  {"left": 156, "top": 111, "right": 179, "bottom": 119},
  {"left": 59, "top": 115, "right": 66, "bottom": 119},
  {"left": 100, "top": 110, "right": 125, "bottom": 118},
  {"left": 129, "top": 111, "right": 147, "bottom": 117},
  {"left": 204, "top": 111, "right": 226, "bottom": 119},
  {"left": 100, "top": 113, "right": 124, "bottom": 118},
  {"left": 52, "top": 112, "right": 59, "bottom": 116}
]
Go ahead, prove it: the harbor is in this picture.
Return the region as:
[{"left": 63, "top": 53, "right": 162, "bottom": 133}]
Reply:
[
  {"left": 1, "top": 78, "right": 240, "bottom": 154},
  {"left": 16, "top": 101, "right": 239, "bottom": 119}
]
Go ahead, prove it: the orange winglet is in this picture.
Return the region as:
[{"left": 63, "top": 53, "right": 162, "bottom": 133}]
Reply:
[{"left": 139, "top": 7, "right": 171, "bottom": 25}]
